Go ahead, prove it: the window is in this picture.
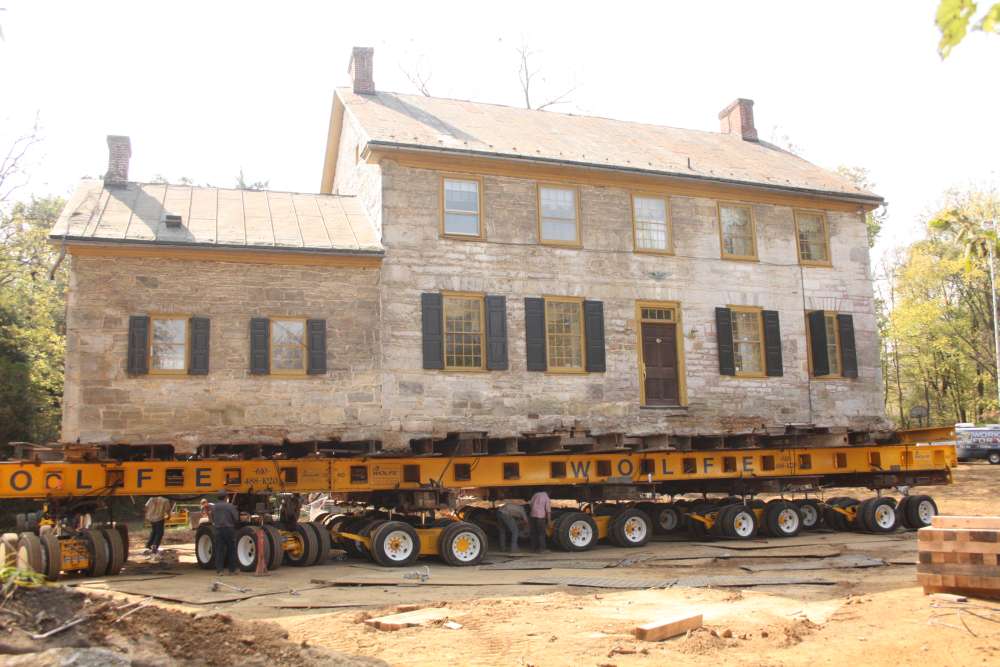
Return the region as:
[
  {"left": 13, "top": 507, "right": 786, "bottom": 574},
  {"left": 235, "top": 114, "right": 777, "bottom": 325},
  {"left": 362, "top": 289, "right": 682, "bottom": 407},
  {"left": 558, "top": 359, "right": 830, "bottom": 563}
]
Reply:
[
  {"left": 545, "top": 298, "right": 585, "bottom": 371},
  {"left": 730, "top": 307, "right": 765, "bottom": 376},
  {"left": 443, "top": 294, "right": 485, "bottom": 370},
  {"left": 442, "top": 177, "right": 482, "bottom": 239},
  {"left": 795, "top": 210, "right": 831, "bottom": 265},
  {"left": 823, "top": 312, "right": 841, "bottom": 376},
  {"left": 538, "top": 185, "right": 580, "bottom": 246},
  {"left": 633, "top": 195, "right": 670, "bottom": 253},
  {"left": 270, "top": 318, "right": 306, "bottom": 375},
  {"left": 807, "top": 311, "right": 844, "bottom": 377},
  {"left": 150, "top": 316, "right": 188, "bottom": 373},
  {"left": 719, "top": 203, "right": 756, "bottom": 260}
]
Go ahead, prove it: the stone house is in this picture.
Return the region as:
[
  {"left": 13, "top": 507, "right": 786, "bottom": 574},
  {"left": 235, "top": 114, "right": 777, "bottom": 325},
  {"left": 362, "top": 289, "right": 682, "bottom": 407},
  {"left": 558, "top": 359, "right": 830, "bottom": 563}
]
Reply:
[{"left": 51, "top": 47, "right": 887, "bottom": 454}]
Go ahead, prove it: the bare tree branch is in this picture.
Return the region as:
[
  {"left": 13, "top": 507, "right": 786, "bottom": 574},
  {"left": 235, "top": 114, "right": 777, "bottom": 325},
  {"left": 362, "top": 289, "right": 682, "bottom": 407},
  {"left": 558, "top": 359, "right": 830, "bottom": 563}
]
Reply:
[
  {"left": 399, "top": 54, "right": 433, "bottom": 96},
  {"left": 0, "top": 114, "right": 42, "bottom": 207},
  {"left": 516, "top": 41, "right": 575, "bottom": 111}
]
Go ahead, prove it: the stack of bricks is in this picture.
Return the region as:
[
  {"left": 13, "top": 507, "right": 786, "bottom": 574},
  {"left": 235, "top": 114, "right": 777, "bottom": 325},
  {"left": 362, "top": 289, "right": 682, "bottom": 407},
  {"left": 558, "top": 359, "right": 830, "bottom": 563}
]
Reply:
[{"left": 917, "top": 515, "right": 1000, "bottom": 600}]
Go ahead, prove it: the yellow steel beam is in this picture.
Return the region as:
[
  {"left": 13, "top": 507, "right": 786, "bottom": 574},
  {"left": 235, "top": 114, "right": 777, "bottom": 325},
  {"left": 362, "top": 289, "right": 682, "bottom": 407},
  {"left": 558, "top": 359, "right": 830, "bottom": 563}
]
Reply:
[{"left": 893, "top": 426, "right": 955, "bottom": 444}]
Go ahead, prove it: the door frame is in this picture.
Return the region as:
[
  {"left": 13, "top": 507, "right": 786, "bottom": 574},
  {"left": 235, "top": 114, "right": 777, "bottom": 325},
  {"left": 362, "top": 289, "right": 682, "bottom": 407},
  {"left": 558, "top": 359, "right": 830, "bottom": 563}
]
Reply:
[{"left": 635, "top": 300, "right": 687, "bottom": 407}]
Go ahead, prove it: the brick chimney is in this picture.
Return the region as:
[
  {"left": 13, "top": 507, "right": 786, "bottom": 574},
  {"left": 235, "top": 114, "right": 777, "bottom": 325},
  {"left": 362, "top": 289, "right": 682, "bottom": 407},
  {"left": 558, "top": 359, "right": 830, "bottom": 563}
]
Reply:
[
  {"left": 718, "top": 99, "right": 758, "bottom": 142},
  {"left": 348, "top": 47, "right": 375, "bottom": 95},
  {"left": 104, "top": 135, "right": 131, "bottom": 187}
]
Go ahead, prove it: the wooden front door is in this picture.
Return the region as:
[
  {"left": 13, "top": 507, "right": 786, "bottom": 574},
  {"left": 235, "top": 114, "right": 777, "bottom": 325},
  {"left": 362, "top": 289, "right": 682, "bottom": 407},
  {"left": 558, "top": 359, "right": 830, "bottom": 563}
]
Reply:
[{"left": 641, "top": 322, "right": 679, "bottom": 406}]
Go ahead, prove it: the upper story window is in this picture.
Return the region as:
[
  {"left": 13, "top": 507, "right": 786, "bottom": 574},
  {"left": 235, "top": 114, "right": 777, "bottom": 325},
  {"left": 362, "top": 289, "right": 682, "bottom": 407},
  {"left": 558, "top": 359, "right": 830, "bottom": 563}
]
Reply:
[
  {"left": 150, "top": 316, "right": 188, "bottom": 374},
  {"left": 441, "top": 177, "right": 482, "bottom": 239},
  {"left": 443, "top": 294, "right": 485, "bottom": 370},
  {"left": 270, "top": 318, "right": 307, "bottom": 375},
  {"left": 729, "top": 306, "right": 765, "bottom": 377},
  {"left": 538, "top": 185, "right": 580, "bottom": 247},
  {"left": 545, "top": 298, "right": 585, "bottom": 371},
  {"left": 633, "top": 195, "right": 671, "bottom": 253},
  {"left": 719, "top": 203, "right": 757, "bottom": 260},
  {"left": 795, "top": 210, "right": 831, "bottom": 266}
]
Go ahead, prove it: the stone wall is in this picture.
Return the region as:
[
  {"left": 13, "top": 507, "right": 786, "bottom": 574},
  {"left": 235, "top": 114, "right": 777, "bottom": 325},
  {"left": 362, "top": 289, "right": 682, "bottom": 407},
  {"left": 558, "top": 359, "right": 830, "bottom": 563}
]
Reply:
[
  {"left": 375, "top": 160, "right": 888, "bottom": 448},
  {"left": 61, "top": 255, "right": 382, "bottom": 451}
]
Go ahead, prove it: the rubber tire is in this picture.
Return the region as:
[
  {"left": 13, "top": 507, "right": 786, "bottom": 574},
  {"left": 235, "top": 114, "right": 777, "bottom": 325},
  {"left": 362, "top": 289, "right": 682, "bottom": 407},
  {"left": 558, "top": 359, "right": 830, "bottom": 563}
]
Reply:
[
  {"left": 988, "top": 451, "right": 1000, "bottom": 464},
  {"left": 235, "top": 526, "right": 268, "bottom": 572},
  {"left": 101, "top": 527, "right": 126, "bottom": 576},
  {"left": 82, "top": 529, "right": 109, "bottom": 577},
  {"left": 794, "top": 499, "right": 822, "bottom": 530},
  {"left": 0, "top": 533, "right": 19, "bottom": 567},
  {"left": 862, "top": 497, "right": 898, "bottom": 533},
  {"left": 718, "top": 504, "right": 758, "bottom": 540},
  {"left": 686, "top": 503, "right": 712, "bottom": 539},
  {"left": 370, "top": 521, "right": 421, "bottom": 567},
  {"left": 896, "top": 496, "right": 913, "bottom": 529},
  {"left": 286, "top": 523, "right": 318, "bottom": 567},
  {"left": 855, "top": 498, "right": 875, "bottom": 532},
  {"left": 765, "top": 501, "right": 802, "bottom": 538},
  {"left": 262, "top": 525, "right": 283, "bottom": 571},
  {"left": 194, "top": 524, "right": 216, "bottom": 570},
  {"left": 40, "top": 533, "right": 61, "bottom": 580},
  {"left": 439, "top": 521, "right": 487, "bottom": 566},
  {"left": 16, "top": 532, "right": 44, "bottom": 573},
  {"left": 905, "top": 495, "right": 938, "bottom": 528},
  {"left": 609, "top": 509, "right": 652, "bottom": 548},
  {"left": 709, "top": 505, "right": 735, "bottom": 538},
  {"left": 308, "top": 521, "right": 332, "bottom": 566},
  {"left": 554, "top": 512, "right": 598, "bottom": 552},
  {"left": 115, "top": 524, "right": 129, "bottom": 563},
  {"left": 644, "top": 504, "right": 681, "bottom": 534}
]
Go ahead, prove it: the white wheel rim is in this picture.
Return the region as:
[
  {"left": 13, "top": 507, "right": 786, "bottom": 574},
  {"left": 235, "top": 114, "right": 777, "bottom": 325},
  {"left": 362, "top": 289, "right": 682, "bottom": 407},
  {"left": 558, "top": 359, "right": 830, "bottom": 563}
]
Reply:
[
  {"left": 658, "top": 509, "right": 679, "bottom": 531},
  {"left": 623, "top": 517, "right": 648, "bottom": 543},
  {"left": 799, "top": 504, "right": 818, "bottom": 527},
  {"left": 777, "top": 508, "right": 800, "bottom": 534},
  {"left": 237, "top": 535, "right": 257, "bottom": 567},
  {"left": 382, "top": 530, "right": 415, "bottom": 561},
  {"left": 733, "top": 511, "right": 755, "bottom": 537},
  {"left": 567, "top": 520, "right": 594, "bottom": 547},
  {"left": 917, "top": 500, "right": 935, "bottom": 524},
  {"left": 874, "top": 504, "right": 895, "bottom": 529},
  {"left": 450, "top": 531, "right": 482, "bottom": 562},
  {"left": 197, "top": 534, "right": 213, "bottom": 564},
  {"left": 990, "top": 453, "right": 1000, "bottom": 463}
]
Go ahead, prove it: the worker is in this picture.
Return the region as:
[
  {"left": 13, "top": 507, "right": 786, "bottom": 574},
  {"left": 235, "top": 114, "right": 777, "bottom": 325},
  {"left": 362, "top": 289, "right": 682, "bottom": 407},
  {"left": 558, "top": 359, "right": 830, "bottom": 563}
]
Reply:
[
  {"left": 210, "top": 492, "right": 240, "bottom": 575},
  {"left": 528, "top": 490, "right": 552, "bottom": 553},
  {"left": 496, "top": 501, "right": 528, "bottom": 553},
  {"left": 198, "top": 498, "right": 212, "bottom": 525},
  {"left": 279, "top": 493, "right": 303, "bottom": 530},
  {"left": 143, "top": 496, "right": 173, "bottom": 555}
]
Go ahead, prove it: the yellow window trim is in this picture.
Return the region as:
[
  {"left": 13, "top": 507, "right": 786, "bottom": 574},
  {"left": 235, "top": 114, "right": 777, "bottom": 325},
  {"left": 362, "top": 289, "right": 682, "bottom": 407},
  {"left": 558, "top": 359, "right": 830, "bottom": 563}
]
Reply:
[
  {"left": 269, "top": 317, "right": 308, "bottom": 376},
  {"left": 631, "top": 193, "right": 674, "bottom": 255},
  {"left": 147, "top": 314, "right": 190, "bottom": 375},
  {"left": 439, "top": 174, "right": 485, "bottom": 241},
  {"left": 441, "top": 291, "right": 487, "bottom": 372},
  {"left": 635, "top": 300, "right": 687, "bottom": 406},
  {"left": 805, "top": 310, "right": 844, "bottom": 379},
  {"left": 536, "top": 183, "right": 582, "bottom": 248},
  {"left": 717, "top": 201, "right": 758, "bottom": 261},
  {"left": 543, "top": 296, "right": 586, "bottom": 374},
  {"left": 793, "top": 209, "right": 833, "bottom": 267},
  {"left": 727, "top": 305, "right": 767, "bottom": 378}
]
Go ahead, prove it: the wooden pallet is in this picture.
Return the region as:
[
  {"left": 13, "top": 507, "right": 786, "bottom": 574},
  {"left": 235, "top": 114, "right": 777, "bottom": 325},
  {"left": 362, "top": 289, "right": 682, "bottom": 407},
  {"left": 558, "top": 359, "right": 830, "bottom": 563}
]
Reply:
[{"left": 917, "top": 515, "right": 1000, "bottom": 600}]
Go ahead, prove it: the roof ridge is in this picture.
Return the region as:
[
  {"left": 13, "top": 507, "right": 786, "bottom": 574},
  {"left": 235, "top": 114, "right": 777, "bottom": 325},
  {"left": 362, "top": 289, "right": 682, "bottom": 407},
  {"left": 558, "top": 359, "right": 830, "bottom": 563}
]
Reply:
[{"left": 123, "top": 182, "right": 358, "bottom": 199}]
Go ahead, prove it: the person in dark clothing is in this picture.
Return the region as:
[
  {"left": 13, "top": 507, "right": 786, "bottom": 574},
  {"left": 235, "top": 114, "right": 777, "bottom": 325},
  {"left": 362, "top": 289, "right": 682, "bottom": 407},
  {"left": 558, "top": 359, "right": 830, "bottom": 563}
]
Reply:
[
  {"left": 210, "top": 492, "right": 240, "bottom": 575},
  {"left": 279, "top": 493, "right": 302, "bottom": 530}
]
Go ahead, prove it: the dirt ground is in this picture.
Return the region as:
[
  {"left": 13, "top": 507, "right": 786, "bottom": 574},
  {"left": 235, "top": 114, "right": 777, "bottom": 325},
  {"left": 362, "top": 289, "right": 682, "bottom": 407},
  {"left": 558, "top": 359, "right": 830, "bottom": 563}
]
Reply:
[{"left": 10, "top": 462, "right": 1000, "bottom": 666}]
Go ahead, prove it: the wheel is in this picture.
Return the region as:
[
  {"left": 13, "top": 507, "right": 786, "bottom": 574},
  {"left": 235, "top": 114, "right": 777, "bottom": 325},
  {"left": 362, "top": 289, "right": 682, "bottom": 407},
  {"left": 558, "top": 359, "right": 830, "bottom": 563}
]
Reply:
[
  {"left": 262, "top": 525, "right": 283, "bottom": 571},
  {"left": 896, "top": 496, "right": 913, "bottom": 529},
  {"left": 826, "top": 498, "right": 857, "bottom": 531},
  {"left": 308, "top": 521, "right": 332, "bottom": 566},
  {"left": 686, "top": 503, "right": 712, "bottom": 539},
  {"left": 370, "top": 521, "right": 421, "bottom": 567},
  {"left": 81, "top": 529, "right": 109, "bottom": 577},
  {"left": 717, "top": 505, "right": 757, "bottom": 540},
  {"left": 709, "top": 505, "right": 734, "bottom": 538},
  {"left": 235, "top": 526, "right": 269, "bottom": 572},
  {"left": 194, "top": 524, "right": 216, "bottom": 570},
  {"left": 16, "top": 532, "right": 44, "bottom": 572},
  {"left": 0, "top": 533, "right": 19, "bottom": 567},
  {"left": 862, "top": 497, "right": 898, "bottom": 533},
  {"left": 609, "top": 509, "right": 652, "bottom": 548},
  {"left": 554, "top": 512, "right": 598, "bottom": 552},
  {"left": 286, "top": 523, "right": 318, "bottom": 567},
  {"left": 101, "top": 527, "right": 126, "bottom": 576},
  {"left": 114, "top": 524, "right": 129, "bottom": 563},
  {"left": 645, "top": 504, "right": 681, "bottom": 534},
  {"left": 905, "top": 495, "right": 937, "bottom": 528},
  {"left": 855, "top": 498, "right": 875, "bottom": 532},
  {"left": 989, "top": 451, "right": 1000, "bottom": 464},
  {"left": 764, "top": 501, "right": 802, "bottom": 538},
  {"left": 793, "top": 500, "right": 822, "bottom": 530},
  {"left": 15, "top": 514, "right": 26, "bottom": 533},
  {"left": 438, "top": 521, "right": 487, "bottom": 566},
  {"left": 40, "top": 534, "right": 61, "bottom": 580}
]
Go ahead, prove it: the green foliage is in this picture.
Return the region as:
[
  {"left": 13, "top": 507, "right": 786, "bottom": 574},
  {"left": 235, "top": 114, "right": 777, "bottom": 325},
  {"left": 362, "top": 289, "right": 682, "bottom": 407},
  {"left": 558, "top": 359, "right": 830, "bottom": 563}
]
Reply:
[
  {"left": 937, "top": 0, "right": 1000, "bottom": 58},
  {"left": 235, "top": 168, "right": 269, "bottom": 191}
]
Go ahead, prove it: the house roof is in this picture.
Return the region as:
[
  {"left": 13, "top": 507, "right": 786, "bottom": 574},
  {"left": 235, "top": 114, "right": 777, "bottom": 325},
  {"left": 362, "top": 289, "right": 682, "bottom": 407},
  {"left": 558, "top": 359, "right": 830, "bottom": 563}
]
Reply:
[
  {"left": 334, "top": 88, "right": 881, "bottom": 205},
  {"left": 50, "top": 180, "right": 382, "bottom": 255}
]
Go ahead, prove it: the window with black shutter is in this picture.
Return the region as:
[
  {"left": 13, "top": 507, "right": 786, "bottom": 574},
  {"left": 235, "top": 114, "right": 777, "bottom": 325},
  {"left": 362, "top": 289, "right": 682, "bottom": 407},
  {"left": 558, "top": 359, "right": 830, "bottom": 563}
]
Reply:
[
  {"left": 524, "top": 297, "right": 547, "bottom": 371},
  {"left": 249, "top": 318, "right": 270, "bottom": 375},
  {"left": 485, "top": 295, "right": 508, "bottom": 370},
  {"left": 583, "top": 300, "right": 606, "bottom": 372},
  {"left": 306, "top": 319, "right": 327, "bottom": 374},
  {"left": 714, "top": 307, "right": 735, "bottom": 376},
  {"left": 188, "top": 317, "right": 211, "bottom": 375},
  {"left": 806, "top": 310, "right": 857, "bottom": 378},
  {"left": 421, "top": 293, "right": 444, "bottom": 370},
  {"left": 127, "top": 315, "right": 150, "bottom": 375},
  {"left": 762, "top": 310, "right": 783, "bottom": 377}
]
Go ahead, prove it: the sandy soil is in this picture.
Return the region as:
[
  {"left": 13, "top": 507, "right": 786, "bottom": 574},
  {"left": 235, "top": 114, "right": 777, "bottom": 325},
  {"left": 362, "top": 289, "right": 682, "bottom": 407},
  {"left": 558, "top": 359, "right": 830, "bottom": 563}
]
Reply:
[{"left": 60, "top": 462, "right": 1000, "bottom": 666}]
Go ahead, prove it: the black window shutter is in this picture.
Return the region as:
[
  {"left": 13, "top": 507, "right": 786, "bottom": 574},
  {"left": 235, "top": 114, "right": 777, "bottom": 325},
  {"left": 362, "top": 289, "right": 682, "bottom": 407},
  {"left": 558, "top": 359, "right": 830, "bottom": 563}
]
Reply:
[
  {"left": 762, "top": 310, "right": 783, "bottom": 377},
  {"left": 837, "top": 313, "right": 858, "bottom": 378},
  {"left": 421, "top": 293, "right": 444, "bottom": 370},
  {"left": 715, "top": 307, "right": 735, "bottom": 376},
  {"left": 808, "top": 310, "right": 830, "bottom": 376},
  {"left": 127, "top": 315, "right": 149, "bottom": 375},
  {"left": 583, "top": 300, "right": 606, "bottom": 372},
  {"left": 306, "top": 319, "right": 327, "bottom": 375},
  {"left": 524, "top": 297, "right": 547, "bottom": 371},
  {"left": 188, "top": 317, "right": 210, "bottom": 375},
  {"left": 250, "top": 317, "right": 270, "bottom": 375},
  {"left": 485, "top": 295, "right": 508, "bottom": 370}
]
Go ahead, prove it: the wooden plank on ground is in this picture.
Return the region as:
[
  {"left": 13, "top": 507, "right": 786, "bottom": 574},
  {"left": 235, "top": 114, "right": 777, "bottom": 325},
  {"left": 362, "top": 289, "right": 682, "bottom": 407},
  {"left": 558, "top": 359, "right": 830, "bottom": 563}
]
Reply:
[
  {"left": 364, "top": 607, "right": 453, "bottom": 631},
  {"left": 931, "top": 516, "right": 1000, "bottom": 530},
  {"left": 739, "top": 555, "right": 885, "bottom": 572},
  {"left": 634, "top": 613, "right": 703, "bottom": 642}
]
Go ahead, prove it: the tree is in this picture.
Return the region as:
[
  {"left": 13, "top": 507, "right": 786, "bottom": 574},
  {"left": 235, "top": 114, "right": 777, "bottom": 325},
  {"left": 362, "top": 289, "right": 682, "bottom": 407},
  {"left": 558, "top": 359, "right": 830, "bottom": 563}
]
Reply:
[
  {"left": 836, "top": 165, "right": 886, "bottom": 248},
  {"left": 0, "top": 117, "right": 41, "bottom": 209},
  {"left": 516, "top": 41, "right": 576, "bottom": 111},
  {"left": 235, "top": 168, "right": 268, "bottom": 191},
  {"left": 936, "top": 0, "right": 1000, "bottom": 57}
]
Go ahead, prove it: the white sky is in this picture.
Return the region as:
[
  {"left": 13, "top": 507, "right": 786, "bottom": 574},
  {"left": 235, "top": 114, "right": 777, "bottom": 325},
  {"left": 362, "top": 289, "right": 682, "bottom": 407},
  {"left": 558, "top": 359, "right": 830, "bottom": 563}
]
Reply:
[{"left": 1, "top": 0, "right": 998, "bottom": 261}]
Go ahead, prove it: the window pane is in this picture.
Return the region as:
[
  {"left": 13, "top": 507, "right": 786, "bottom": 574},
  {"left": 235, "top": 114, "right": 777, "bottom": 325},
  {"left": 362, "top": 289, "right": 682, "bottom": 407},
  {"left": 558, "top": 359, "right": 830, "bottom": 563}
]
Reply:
[
  {"left": 824, "top": 314, "right": 841, "bottom": 375},
  {"left": 444, "top": 212, "right": 480, "bottom": 236},
  {"left": 798, "top": 212, "right": 829, "bottom": 262},
  {"left": 444, "top": 297, "right": 483, "bottom": 368},
  {"left": 545, "top": 300, "right": 583, "bottom": 370},
  {"left": 444, "top": 180, "right": 480, "bottom": 236},
  {"left": 635, "top": 196, "right": 668, "bottom": 250},
  {"left": 272, "top": 320, "right": 304, "bottom": 346},
  {"left": 540, "top": 187, "right": 577, "bottom": 242},
  {"left": 541, "top": 219, "right": 578, "bottom": 242},
  {"left": 731, "top": 310, "right": 762, "bottom": 374},
  {"left": 151, "top": 319, "right": 186, "bottom": 370},
  {"left": 273, "top": 345, "right": 304, "bottom": 370},
  {"left": 641, "top": 307, "right": 673, "bottom": 321},
  {"left": 721, "top": 205, "right": 754, "bottom": 257},
  {"left": 271, "top": 320, "right": 305, "bottom": 371}
]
